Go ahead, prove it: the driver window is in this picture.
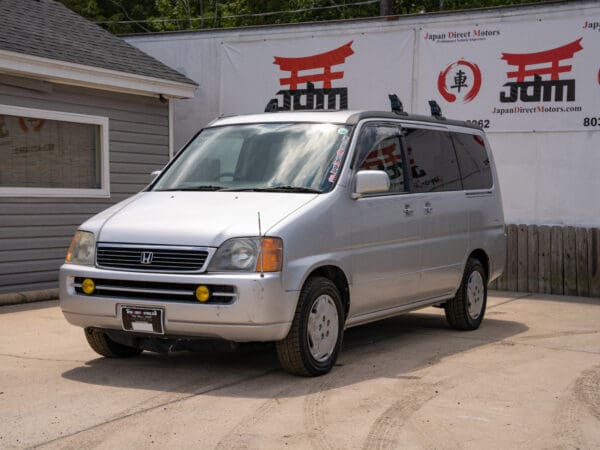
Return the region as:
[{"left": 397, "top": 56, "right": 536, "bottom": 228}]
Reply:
[
  {"left": 178, "top": 136, "right": 243, "bottom": 183},
  {"left": 217, "top": 136, "right": 244, "bottom": 176},
  {"left": 356, "top": 125, "right": 406, "bottom": 193}
]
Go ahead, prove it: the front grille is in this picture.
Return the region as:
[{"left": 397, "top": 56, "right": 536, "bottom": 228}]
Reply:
[
  {"left": 96, "top": 244, "right": 210, "bottom": 273},
  {"left": 74, "top": 277, "right": 236, "bottom": 304}
]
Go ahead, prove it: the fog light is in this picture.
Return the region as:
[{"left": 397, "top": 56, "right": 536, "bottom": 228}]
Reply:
[
  {"left": 195, "top": 285, "right": 210, "bottom": 302},
  {"left": 81, "top": 278, "right": 95, "bottom": 295}
]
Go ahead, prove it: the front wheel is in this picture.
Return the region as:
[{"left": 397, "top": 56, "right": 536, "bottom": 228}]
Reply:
[
  {"left": 276, "top": 277, "right": 344, "bottom": 376},
  {"left": 84, "top": 328, "right": 142, "bottom": 358},
  {"left": 445, "top": 258, "right": 487, "bottom": 330}
]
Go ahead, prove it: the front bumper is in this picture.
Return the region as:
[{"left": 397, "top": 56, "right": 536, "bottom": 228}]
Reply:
[{"left": 59, "top": 264, "right": 298, "bottom": 342}]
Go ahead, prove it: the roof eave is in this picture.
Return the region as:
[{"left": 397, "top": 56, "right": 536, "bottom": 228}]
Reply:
[{"left": 0, "top": 49, "right": 197, "bottom": 99}]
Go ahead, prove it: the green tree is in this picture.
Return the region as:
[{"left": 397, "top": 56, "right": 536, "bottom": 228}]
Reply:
[
  {"left": 57, "top": 0, "right": 550, "bottom": 34},
  {"left": 59, "top": 0, "right": 159, "bottom": 34}
]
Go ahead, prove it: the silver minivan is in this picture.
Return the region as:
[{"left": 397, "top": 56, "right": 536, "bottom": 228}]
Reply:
[{"left": 60, "top": 108, "right": 506, "bottom": 376}]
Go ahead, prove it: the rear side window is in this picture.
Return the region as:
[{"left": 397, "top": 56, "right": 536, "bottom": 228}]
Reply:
[
  {"left": 452, "top": 133, "right": 493, "bottom": 190},
  {"left": 404, "top": 128, "right": 462, "bottom": 193}
]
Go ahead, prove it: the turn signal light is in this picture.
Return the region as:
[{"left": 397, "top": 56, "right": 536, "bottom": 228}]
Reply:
[
  {"left": 256, "top": 237, "right": 283, "bottom": 272},
  {"left": 81, "top": 278, "right": 95, "bottom": 295},
  {"left": 65, "top": 237, "right": 76, "bottom": 263}
]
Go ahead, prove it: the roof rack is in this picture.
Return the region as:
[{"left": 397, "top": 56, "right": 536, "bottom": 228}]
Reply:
[
  {"left": 262, "top": 96, "right": 449, "bottom": 122},
  {"left": 428, "top": 100, "right": 446, "bottom": 120},
  {"left": 389, "top": 94, "right": 408, "bottom": 116}
]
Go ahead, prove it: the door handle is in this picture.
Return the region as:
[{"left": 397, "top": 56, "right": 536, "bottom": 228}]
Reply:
[
  {"left": 424, "top": 202, "right": 433, "bottom": 214},
  {"left": 404, "top": 205, "right": 414, "bottom": 216}
]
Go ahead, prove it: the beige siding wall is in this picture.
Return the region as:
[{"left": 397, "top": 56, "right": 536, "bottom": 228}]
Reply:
[{"left": 0, "top": 79, "right": 170, "bottom": 294}]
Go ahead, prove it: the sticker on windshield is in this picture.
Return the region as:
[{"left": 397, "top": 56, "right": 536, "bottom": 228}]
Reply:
[
  {"left": 327, "top": 135, "right": 350, "bottom": 184},
  {"left": 337, "top": 128, "right": 349, "bottom": 135}
]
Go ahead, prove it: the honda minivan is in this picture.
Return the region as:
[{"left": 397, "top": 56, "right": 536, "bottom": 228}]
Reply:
[{"left": 60, "top": 106, "right": 506, "bottom": 376}]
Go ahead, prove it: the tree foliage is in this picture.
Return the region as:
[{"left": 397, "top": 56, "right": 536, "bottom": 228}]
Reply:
[{"left": 57, "top": 0, "right": 550, "bottom": 34}]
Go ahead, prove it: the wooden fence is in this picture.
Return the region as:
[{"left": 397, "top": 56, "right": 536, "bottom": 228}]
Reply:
[{"left": 489, "top": 225, "right": 600, "bottom": 297}]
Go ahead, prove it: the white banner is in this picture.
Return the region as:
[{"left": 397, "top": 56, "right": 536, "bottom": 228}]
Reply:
[
  {"left": 417, "top": 16, "right": 600, "bottom": 132},
  {"left": 220, "top": 30, "right": 414, "bottom": 116}
]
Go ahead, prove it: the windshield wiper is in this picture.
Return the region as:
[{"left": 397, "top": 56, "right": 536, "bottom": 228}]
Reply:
[
  {"left": 266, "top": 186, "right": 323, "bottom": 193},
  {"left": 226, "top": 186, "right": 322, "bottom": 194},
  {"left": 156, "top": 185, "right": 226, "bottom": 191}
]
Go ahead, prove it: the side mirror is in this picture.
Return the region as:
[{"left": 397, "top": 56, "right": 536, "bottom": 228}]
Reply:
[
  {"left": 353, "top": 170, "right": 390, "bottom": 199},
  {"left": 150, "top": 170, "right": 161, "bottom": 180}
]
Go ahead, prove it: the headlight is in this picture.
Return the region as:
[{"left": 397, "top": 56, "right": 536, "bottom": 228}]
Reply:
[
  {"left": 65, "top": 231, "right": 96, "bottom": 266},
  {"left": 208, "top": 237, "right": 283, "bottom": 272}
]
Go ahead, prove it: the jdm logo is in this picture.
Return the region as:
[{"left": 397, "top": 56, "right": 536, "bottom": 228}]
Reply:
[
  {"left": 499, "top": 38, "right": 583, "bottom": 103},
  {"left": 437, "top": 60, "right": 482, "bottom": 103},
  {"left": 267, "top": 41, "right": 354, "bottom": 111}
]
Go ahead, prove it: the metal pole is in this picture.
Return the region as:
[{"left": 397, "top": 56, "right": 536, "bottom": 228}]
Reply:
[{"left": 379, "top": 0, "right": 393, "bottom": 16}]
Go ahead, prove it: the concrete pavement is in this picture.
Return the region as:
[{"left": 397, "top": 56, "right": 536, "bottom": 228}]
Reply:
[{"left": 0, "top": 291, "right": 598, "bottom": 449}]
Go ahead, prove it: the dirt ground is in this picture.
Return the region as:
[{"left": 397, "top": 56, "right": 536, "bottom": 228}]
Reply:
[{"left": 0, "top": 291, "right": 598, "bottom": 449}]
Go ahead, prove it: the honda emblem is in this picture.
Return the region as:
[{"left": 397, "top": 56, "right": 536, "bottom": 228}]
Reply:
[{"left": 140, "top": 251, "right": 153, "bottom": 265}]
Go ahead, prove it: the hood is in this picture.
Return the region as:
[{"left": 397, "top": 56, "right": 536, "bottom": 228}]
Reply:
[{"left": 94, "top": 191, "right": 318, "bottom": 247}]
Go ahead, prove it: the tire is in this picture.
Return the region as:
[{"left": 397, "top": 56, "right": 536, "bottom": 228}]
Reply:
[
  {"left": 276, "top": 277, "right": 344, "bottom": 376},
  {"left": 445, "top": 258, "right": 487, "bottom": 331},
  {"left": 84, "top": 328, "right": 142, "bottom": 358}
]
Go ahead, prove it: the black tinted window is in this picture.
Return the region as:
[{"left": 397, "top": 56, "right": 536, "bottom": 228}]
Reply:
[
  {"left": 452, "top": 133, "right": 493, "bottom": 190},
  {"left": 404, "top": 128, "right": 462, "bottom": 193},
  {"left": 356, "top": 125, "right": 405, "bottom": 193}
]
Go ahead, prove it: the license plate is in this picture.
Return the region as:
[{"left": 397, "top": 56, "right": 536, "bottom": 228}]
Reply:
[{"left": 121, "top": 306, "right": 164, "bottom": 334}]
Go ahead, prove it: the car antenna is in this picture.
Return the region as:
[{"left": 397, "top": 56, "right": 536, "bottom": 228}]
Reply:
[
  {"left": 389, "top": 94, "right": 408, "bottom": 115},
  {"left": 428, "top": 100, "right": 446, "bottom": 120},
  {"left": 258, "top": 211, "right": 264, "bottom": 278}
]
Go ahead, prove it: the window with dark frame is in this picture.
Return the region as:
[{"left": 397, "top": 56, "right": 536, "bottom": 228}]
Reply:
[
  {"left": 404, "top": 128, "right": 462, "bottom": 193},
  {"left": 451, "top": 132, "right": 493, "bottom": 190}
]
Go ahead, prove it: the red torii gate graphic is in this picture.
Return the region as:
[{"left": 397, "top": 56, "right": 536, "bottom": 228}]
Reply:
[
  {"left": 361, "top": 142, "right": 402, "bottom": 170},
  {"left": 273, "top": 41, "right": 354, "bottom": 89},
  {"left": 501, "top": 38, "right": 583, "bottom": 82}
]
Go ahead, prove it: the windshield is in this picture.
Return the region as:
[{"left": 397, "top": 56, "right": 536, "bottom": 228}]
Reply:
[{"left": 152, "top": 123, "right": 353, "bottom": 193}]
